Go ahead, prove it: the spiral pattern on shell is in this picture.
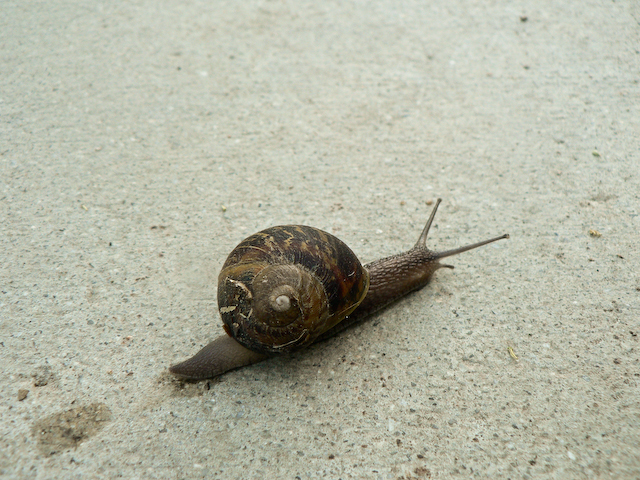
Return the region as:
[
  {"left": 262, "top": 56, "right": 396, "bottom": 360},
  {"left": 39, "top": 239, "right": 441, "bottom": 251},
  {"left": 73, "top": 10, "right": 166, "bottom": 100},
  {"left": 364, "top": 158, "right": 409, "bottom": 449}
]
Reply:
[{"left": 217, "top": 225, "right": 370, "bottom": 354}]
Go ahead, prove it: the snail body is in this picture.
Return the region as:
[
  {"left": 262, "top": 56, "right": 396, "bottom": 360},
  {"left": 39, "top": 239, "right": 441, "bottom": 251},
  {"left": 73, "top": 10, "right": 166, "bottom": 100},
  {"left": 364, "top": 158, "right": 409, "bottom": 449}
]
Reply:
[{"left": 169, "top": 199, "right": 508, "bottom": 380}]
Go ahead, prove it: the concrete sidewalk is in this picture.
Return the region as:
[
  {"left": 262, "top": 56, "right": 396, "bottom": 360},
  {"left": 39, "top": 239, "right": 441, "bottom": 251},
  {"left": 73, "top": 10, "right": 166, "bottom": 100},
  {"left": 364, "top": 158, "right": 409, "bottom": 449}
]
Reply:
[{"left": 1, "top": 1, "right": 639, "bottom": 478}]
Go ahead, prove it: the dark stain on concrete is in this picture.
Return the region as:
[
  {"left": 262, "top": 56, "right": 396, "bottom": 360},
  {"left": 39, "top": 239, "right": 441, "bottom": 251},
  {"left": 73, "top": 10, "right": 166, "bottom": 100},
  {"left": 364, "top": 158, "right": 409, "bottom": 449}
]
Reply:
[{"left": 32, "top": 403, "right": 112, "bottom": 455}]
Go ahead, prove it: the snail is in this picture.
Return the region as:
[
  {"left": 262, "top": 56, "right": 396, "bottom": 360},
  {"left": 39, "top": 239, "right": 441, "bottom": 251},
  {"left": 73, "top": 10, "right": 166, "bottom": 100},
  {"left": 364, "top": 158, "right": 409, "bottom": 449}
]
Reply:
[{"left": 169, "top": 199, "right": 508, "bottom": 380}]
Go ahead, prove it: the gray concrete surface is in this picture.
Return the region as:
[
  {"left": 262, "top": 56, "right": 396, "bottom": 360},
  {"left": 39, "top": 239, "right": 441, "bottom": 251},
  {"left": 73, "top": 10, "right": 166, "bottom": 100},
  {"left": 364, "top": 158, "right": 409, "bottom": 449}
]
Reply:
[{"left": 1, "top": 1, "right": 639, "bottom": 478}]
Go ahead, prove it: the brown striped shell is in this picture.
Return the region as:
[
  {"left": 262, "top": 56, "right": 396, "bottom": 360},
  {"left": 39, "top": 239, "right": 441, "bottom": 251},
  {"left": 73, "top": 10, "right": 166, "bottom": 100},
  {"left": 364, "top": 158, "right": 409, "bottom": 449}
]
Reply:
[{"left": 217, "top": 225, "right": 370, "bottom": 355}]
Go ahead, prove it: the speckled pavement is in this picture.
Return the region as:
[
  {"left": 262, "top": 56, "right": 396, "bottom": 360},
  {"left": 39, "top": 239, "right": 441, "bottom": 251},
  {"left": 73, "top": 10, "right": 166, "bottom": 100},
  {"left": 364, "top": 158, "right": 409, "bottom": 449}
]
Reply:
[{"left": 1, "top": 1, "right": 639, "bottom": 478}]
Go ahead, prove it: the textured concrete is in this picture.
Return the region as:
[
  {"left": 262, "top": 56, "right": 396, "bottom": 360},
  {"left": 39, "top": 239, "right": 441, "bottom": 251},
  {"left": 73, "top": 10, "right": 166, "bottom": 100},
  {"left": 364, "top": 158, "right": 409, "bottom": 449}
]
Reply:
[{"left": 1, "top": 1, "right": 639, "bottom": 478}]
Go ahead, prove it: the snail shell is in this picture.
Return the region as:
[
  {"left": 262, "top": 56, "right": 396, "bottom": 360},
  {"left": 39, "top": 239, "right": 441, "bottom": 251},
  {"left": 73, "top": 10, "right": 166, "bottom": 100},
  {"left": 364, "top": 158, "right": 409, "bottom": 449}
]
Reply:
[{"left": 217, "top": 225, "right": 369, "bottom": 354}]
